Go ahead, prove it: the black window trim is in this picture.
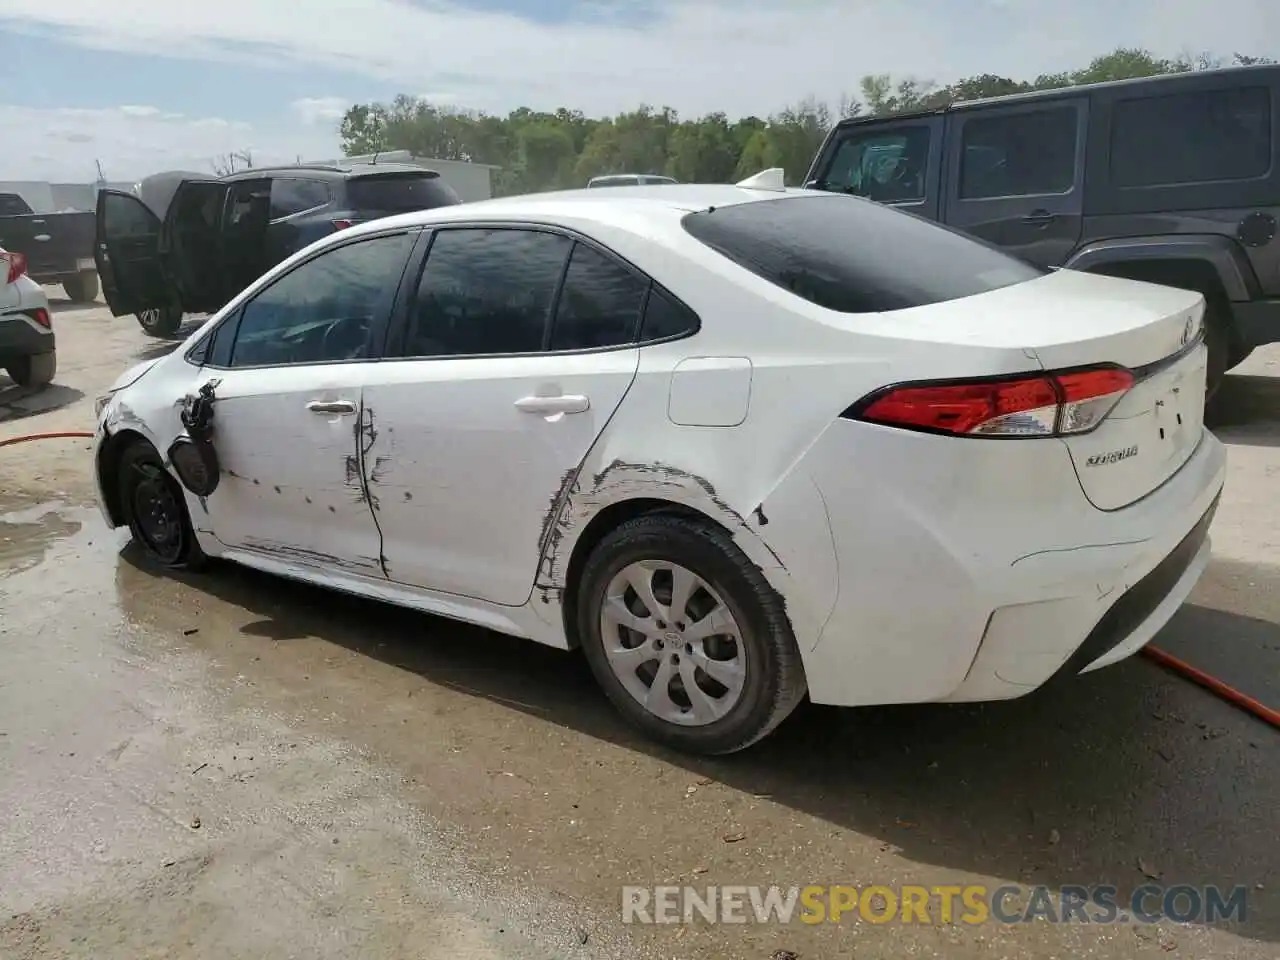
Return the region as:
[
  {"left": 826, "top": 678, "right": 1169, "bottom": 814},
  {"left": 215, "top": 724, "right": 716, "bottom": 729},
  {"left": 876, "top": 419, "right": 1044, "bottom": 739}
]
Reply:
[
  {"left": 384, "top": 219, "right": 702, "bottom": 363},
  {"left": 183, "top": 225, "right": 424, "bottom": 371}
]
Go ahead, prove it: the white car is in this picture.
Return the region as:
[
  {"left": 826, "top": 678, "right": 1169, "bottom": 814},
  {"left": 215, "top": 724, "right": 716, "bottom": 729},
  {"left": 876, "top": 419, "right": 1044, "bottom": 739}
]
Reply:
[
  {"left": 92, "top": 176, "right": 1225, "bottom": 755},
  {"left": 0, "top": 247, "right": 56, "bottom": 387}
]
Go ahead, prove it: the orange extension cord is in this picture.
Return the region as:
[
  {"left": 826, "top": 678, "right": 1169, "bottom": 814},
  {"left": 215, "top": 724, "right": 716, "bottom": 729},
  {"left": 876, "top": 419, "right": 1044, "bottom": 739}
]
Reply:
[{"left": 1, "top": 429, "right": 1277, "bottom": 731}]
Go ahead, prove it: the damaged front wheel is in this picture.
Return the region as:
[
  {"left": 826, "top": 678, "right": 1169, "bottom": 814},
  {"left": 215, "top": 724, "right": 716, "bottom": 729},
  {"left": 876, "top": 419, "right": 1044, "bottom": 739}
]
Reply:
[{"left": 118, "top": 442, "right": 207, "bottom": 570}]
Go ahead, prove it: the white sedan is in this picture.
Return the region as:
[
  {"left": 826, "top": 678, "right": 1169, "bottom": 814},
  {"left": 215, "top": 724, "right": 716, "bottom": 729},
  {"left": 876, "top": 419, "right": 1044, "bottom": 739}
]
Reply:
[{"left": 92, "top": 174, "right": 1226, "bottom": 755}]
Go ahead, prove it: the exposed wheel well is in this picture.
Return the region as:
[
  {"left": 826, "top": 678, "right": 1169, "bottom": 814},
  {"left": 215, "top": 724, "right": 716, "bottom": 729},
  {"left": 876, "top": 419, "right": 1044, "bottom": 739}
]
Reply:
[
  {"left": 559, "top": 497, "right": 723, "bottom": 649},
  {"left": 97, "top": 428, "right": 152, "bottom": 527}
]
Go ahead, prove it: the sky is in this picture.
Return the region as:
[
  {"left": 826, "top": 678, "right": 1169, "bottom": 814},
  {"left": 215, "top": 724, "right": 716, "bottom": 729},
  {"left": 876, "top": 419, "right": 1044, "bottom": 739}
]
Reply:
[{"left": 0, "top": 0, "right": 1276, "bottom": 183}]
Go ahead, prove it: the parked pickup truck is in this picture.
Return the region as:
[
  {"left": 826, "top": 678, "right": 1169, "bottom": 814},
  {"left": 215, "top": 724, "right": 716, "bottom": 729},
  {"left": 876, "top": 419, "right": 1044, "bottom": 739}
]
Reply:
[{"left": 0, "top": 193, "right": 99, "bottom": 302}]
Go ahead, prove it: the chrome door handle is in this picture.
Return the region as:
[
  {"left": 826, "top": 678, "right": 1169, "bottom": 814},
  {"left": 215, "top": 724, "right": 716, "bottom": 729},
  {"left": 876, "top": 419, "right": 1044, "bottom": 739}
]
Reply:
[
  {"left": 306, "top": 399, "right": 357, "bottom": 415},
  {"left": 514, "top": 394, "right": 590, "bottom": 415}
]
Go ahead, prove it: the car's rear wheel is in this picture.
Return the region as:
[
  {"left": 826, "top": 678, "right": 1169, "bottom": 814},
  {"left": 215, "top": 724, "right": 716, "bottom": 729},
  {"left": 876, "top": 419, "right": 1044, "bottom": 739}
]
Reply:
[
  {"left": 5, "top": 351, "right": 56, "bottom": 387},
  {"left": 136, "top": 304, "right": 184, "bottom": 338},
  {"left": 62, "top": 270, "right": 99, "bottom": 303},
  {"left": 117, "top": 441, "right": 207, "bottom": 569},
  {"left": 576, "top": 512, "right": 806, "bottom": 755}
]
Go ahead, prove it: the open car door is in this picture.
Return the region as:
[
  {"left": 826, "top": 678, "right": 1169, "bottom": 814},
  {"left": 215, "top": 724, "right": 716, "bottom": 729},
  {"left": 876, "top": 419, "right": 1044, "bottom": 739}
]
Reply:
[
  {"left": 94, "top": 189, "right": 171, "bottom": 318},
  {"left": 164, "top": 179, "right": 232, "bottom": 314}
]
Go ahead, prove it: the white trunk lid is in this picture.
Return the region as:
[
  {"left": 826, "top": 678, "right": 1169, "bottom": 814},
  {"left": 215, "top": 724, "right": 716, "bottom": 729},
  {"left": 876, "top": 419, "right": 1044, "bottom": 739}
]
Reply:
[{"left": 1003, "top": 269, "right": 1207, "bottom": 511}]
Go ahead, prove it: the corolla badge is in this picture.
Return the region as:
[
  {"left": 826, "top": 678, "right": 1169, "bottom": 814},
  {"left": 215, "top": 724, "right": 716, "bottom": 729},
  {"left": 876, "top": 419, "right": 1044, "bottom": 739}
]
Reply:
[
  {"left": 1181, "top": 316, "right": 1196, "bottom": 347},
  {"left": 1085, "top": 445, "right": 1139, "bottom": 467}
]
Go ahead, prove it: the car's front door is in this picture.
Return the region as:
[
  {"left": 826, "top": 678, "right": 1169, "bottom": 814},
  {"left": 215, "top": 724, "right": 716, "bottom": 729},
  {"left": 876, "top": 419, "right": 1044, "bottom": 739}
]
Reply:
[
  {"left": 194, "top": 228, "right": 419, "bottom": 577},
  {"left": 941, "top": 98, "right": 1088, "bottom": 267},
  {"left": 361, "top": 225, "right": 647, "bottom": 606},
  {"left": 94, "top": 190, "right": 171, "bottom": 317}
]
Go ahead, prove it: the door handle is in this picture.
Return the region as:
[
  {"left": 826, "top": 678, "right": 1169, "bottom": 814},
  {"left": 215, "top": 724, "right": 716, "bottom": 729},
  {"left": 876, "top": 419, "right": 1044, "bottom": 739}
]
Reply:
[
  {"left": 514, "top": 394, "right": 590, "bottom": 415},
  {"left": 306, "top": 399, "right": 357, "bottom": 415},
  {"left": 1022, "top": 210, "right": 1056, "bottom": 226}
]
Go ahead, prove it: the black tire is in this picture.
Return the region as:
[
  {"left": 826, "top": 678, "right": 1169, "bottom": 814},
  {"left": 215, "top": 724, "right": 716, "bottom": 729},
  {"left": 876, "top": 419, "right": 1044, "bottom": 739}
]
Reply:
[
  {"left": 1203, "top": 307, "right": 1230, "bottom": 404},
  {"left": 5, "top": 351, "right": 56, "bottom": 387},
  {"left": 576, "top": 512, "right": 807, "bottom": 755},
  {"left": 62, "top": 271, "right": 99, "bottom": 303},
  {"left": 136, "top": 304, "right": 184, "bottom": 338},
  {"left": 117, "top": 441, "right": 207, "bottom": 570}
]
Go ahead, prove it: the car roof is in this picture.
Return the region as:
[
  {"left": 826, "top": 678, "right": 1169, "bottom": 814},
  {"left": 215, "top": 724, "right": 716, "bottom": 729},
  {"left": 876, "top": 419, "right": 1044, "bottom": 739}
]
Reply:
[
  {"left": 220, "top": 162, "right": 438, "bottom": 182},
  {"left": 833, "top": 62, "right": 1280, "bottom": 128},
  {"left": 339, "top": 183, "right": 809, "bottom": 238}
]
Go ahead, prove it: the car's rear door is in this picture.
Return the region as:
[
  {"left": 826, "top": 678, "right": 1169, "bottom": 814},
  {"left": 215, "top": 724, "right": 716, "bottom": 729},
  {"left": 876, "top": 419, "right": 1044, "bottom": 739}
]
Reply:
[
  {"left": 941, "top": 97, "right": 1088, "bottom": 267},
  {"left": 94, "top": 190, "right": 171, "bottom": 317},
  {"left": 361, "top": 224, "right": 645, "bottom": 606}
]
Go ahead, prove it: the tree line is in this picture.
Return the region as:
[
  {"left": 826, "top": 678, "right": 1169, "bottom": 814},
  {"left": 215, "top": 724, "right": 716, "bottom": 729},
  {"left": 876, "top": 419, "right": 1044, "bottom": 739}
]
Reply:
[{"left": 337, "top": 48, "right": 1274, "bottom": 196}]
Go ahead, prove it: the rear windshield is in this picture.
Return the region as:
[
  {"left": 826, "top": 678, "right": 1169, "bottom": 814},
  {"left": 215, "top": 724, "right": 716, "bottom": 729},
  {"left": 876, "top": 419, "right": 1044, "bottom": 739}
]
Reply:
[
  {"left": 345, "top": 174, "right": 461, "bottom": 213},
  {"left": 681, "top": 194, "right": 1045, "bottom": 313}
]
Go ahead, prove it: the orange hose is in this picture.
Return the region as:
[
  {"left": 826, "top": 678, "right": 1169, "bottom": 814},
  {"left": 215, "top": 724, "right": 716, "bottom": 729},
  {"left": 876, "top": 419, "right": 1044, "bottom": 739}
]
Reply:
[
  {"left": 1144, "top": 644, "right": 1280, "bottom": 729},
  {"left": 0, "top": 430, "right": 94, "bottom": 448}
]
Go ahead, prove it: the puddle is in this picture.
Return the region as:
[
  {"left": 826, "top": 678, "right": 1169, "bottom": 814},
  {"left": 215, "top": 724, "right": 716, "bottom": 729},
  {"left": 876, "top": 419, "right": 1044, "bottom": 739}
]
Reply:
[{"left": 0, "top": 501, "right": 83, "bottom": 577}]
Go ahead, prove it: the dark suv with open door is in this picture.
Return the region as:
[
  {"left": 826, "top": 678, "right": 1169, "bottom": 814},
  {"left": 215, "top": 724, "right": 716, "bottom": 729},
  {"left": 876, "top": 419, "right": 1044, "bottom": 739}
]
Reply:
[{"left": 94, "top": 162, "right": 462, "bottom": 337}]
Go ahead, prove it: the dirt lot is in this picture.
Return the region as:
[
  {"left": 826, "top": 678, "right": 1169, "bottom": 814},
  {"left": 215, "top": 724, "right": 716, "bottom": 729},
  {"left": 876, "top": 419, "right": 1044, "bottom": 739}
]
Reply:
[{"left": 1, "top": 293, "right": 1277, "bottom": 960}]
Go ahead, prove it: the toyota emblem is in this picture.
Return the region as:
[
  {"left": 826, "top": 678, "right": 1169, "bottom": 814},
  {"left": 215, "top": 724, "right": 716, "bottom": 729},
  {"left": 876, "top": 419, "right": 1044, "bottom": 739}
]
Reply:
[{"left": 1181, "top": 316, "right": 1194, "bottom": 346}]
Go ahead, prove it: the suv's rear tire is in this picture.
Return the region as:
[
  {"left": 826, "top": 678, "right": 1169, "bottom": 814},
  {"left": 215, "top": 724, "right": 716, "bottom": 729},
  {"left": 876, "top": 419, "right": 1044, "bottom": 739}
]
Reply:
[
  {"left": 1203, "top": 304, "right": 1231, "bottom": 403},
  {"left": 5, "top": 351, "right": 56, "bottom": 387},
  {"left": 117, "top": 441, "right": 207, "bottom": 570},
  {"left": 62, "top": 271, "right": 99, "bottom": 303},
  {"left": 137, "top": 304, "right": 184, "bottom": 338},
  {"left": 576, "top": 512, "right": 807, "bottom": 755}
]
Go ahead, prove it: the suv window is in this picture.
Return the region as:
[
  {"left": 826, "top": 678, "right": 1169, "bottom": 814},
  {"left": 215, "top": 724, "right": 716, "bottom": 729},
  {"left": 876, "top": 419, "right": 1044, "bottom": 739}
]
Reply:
[
  {"left": 548, "top": 243, "right": 648, "bottom": 350},
  {"left": 227, "top": 233, "right": 412, "bottom": 368},
  {"left": 270, "top": 178, "right": 330, "bottom": 219},
  {"left": 820, "top": 125, "right": 931, "bottom": 203},
  {"left": 682, "top": 194, "right": 1044, "bottom": 313},
  {"left": 959, "top": 107, "right": 1078, "bottom": 199},
  {"left": 403, "top": 228, "right": 572, "bottom": 357},
  {"left": 102, "top": 192, "right": 157, "bottom": 237},
  {"left": 346, "top": 174, "right": 461, "bottom": 213},
  {"left": 1110, "top": 86, "right": 1272, "bottom": 187}
]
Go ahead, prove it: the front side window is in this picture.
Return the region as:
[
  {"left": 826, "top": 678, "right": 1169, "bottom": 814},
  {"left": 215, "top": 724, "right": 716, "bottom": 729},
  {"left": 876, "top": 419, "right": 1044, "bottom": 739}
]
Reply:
[
  {"left": 959, "top": 107, "right": 1079, "bottom": 199},
  {"left": 403, "top": 228, "right": 572, "bottom": 357},
  {"left": 1110, "top": 86, "right": 1272, "bottom": 187},
  {"left": 227, "top": 232, "right": 412, "bottom": 368},
  {"left": 548, "top": 243, "right": 648, "bottom": 350},
  {"left": 102, "top": 192, "right": 157, "bottom": 238},
  {"left": 820, "top": 126, "right": 932, "bottom": 203}
]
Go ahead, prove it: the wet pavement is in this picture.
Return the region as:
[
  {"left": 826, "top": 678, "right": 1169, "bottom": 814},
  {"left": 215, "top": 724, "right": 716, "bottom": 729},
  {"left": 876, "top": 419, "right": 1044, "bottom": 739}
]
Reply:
[{"left": 0, "top": 297, "right": 1276, "bottom": 959}]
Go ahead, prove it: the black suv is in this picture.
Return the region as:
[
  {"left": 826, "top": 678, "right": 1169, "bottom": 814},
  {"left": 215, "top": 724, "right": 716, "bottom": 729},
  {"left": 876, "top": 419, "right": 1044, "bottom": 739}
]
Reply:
[
  {"left": 804, "top": 64, "right": 1280, "bottom": 396},
  {"left": 94, "top": 162, "right": 462, "bottom": 337}
]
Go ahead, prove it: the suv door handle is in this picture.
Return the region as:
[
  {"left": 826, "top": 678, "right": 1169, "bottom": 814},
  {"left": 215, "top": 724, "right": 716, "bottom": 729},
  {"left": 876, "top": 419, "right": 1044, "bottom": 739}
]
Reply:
[
  {"left": 306, "top": 399, "right": 357, "bottom": 415},
  {"left": 514, "top": 394, "right": 590, "bottom": 415},
  {"left": 1022, "top": 209, "right": 1056, "bottom": 225}
]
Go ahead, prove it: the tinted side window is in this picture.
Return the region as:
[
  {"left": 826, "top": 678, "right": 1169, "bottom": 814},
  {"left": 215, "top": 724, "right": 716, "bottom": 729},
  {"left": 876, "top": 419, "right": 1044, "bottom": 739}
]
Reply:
[
  {"left": 102, "top": 192, "right": 157, "bottom": 237},
  {"left": 959, "top": 107, "right": 1078, "bottom": 199},
  {"left": 228, "top": 233, "right": 412, "bottom": 368},
  {"left": 548, "top": 243, "right": 648, "bottom": 350},
  {"left": 1111, "top": 86, "right": 1272, "bottom": 187},
  {"left": 682, "top": 194, "right": 1044, "bottom": 314},
  {"left": 270, "top": 178, "right": 330, "bottom": 219},
  {"left": 403, "top": 228, "right": 572, "bottom": 357},
  {"left": 640, "top": 287, "right": 698, "bottom": 342},
  {"left": 820, "top": 126, "right": 931, "bottom": 202}
]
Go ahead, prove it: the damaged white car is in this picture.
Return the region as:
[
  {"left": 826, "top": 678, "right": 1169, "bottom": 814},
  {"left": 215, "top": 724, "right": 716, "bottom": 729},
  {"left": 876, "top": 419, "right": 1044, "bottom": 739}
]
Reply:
[{"left": 93, "top": 173, "right": 1225, "bottom": 755}]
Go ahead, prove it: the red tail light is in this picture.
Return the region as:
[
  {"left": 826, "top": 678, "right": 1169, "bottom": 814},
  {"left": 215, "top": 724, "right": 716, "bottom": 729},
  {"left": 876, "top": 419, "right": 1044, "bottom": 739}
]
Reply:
[
  {"left": 26, "top": 307, "right": 51, "bottom": 329},
  {"left": 332, "top": 219, "right": 354, "bottom": 231},
  {"left": 2, "top": 251, "right": 28, "bottom": 284},
  {"left": 846, "top": 366, "right": 1136, "bottom": 438}
]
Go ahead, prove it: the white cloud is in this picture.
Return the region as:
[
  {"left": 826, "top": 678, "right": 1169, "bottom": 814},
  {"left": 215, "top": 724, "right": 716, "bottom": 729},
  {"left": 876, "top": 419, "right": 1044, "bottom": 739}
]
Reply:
[
  {"left": 0, "top": 0, "right": 1276, "bottom": 180},
  {"left": 292, "top": 96, "right": 349, "bottom": 126},
  {"left": 0, "top": 104, "right": 337, "bottom": 181}
]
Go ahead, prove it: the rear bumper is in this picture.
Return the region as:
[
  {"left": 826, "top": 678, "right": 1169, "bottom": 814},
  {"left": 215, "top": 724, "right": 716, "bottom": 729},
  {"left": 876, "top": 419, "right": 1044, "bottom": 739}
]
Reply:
[
  {"left": 764, "top": 418, "right": 1226, "bottom": 708},
  {"left": 0, "top": 313, "right": 54, "bottom": 358},
  {"left": 1230, "top": 298, "right": 1280, "bottom": 347}
]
